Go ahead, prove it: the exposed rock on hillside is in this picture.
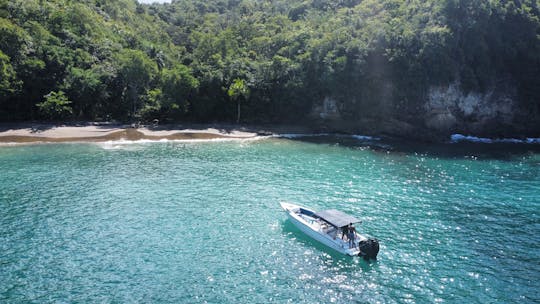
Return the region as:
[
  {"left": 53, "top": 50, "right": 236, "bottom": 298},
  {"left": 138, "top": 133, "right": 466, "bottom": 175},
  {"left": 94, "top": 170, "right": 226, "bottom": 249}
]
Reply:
[{"left": 312, "top": 80, "right": 537, "bottom": 141}]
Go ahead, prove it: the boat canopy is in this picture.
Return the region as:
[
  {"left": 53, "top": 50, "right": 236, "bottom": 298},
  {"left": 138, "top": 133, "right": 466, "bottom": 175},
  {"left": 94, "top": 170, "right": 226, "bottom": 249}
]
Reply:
[{"left": 314, "top": 209, "right": 361, "bottom": 228}]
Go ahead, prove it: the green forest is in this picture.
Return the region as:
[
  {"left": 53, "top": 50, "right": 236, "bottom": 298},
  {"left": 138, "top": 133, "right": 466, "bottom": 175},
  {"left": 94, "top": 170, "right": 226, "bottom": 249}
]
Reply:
[{"left": 0, "top": 0, "right": 538, "bottom": 132}]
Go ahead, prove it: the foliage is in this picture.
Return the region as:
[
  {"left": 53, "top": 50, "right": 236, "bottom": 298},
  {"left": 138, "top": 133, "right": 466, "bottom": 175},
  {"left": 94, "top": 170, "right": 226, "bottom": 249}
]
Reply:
[
  {"left": 227, "top": 78, "right": 250, "bottom": 102},
  {"left": 0, "top": 50, "right": 19, "bottom": 96},
  {"left": 116, "top": 48, "right": 158, "bottom": 118},
  {"left": 228, "top": 78, "right": 250, "bottom": 123},
  {"left": 0, "top": 0, "right": 538, "bottom": 125},
  {"left": 36, "top": 90, "right": 73, "bottom": 120},
  {"left": 159, "top": 64, "right": 199, "bottom": 118}
]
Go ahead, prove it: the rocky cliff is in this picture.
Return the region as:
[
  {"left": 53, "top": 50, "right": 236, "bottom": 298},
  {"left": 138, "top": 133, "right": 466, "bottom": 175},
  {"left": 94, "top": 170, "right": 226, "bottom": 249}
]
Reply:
[{"left": 311, "top": 81, "right": 538, "bottom": 141}]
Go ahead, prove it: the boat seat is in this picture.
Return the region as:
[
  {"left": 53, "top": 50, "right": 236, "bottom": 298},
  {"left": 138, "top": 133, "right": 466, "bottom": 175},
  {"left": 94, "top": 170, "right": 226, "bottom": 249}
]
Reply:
[{"left": 325, "top": 226, "right": 336, "bottom": 234}]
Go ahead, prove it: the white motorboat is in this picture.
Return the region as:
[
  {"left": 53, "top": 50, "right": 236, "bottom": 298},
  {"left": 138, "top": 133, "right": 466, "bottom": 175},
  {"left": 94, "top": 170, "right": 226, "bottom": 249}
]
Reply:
[{"left": 280, "top": 202, "right": 379, "bottom": 259}]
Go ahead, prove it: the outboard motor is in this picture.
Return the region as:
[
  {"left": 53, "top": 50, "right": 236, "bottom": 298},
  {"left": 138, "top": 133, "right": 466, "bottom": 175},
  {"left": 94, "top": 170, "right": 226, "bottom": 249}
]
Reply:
[{"left": 358, "top": 238, "right": 379, "bottom": 260}]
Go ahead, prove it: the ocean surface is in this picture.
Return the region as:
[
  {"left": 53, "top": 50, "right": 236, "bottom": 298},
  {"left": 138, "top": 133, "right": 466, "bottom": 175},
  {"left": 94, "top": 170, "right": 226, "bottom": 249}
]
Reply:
[{"left": 1, "top": 136, "right": 539, "bottom": 303}]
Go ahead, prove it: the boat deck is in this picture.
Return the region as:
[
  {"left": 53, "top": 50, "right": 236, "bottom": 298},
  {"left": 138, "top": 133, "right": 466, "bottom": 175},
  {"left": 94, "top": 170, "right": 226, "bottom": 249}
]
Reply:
[
  {"left": 295, "top": 210, "right": 359, "bottom": 248},
  {"left": 280, "top": 201, "right": 370, "bottom": 255}
]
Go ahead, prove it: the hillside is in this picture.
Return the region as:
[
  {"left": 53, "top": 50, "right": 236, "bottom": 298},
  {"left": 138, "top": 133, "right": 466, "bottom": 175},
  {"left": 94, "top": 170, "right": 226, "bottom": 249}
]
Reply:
[{"left": 1, "top": 0, "right": 539, "bottom": 139}]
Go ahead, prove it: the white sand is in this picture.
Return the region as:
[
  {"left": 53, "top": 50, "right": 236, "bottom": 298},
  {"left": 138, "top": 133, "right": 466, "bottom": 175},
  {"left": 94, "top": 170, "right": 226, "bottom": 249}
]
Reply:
[
  {"left": 0, "top": 124, "right": 259, "bottom": 140},
  {"left": 0, "top": 126, "right": 122, "bottom": 138}
]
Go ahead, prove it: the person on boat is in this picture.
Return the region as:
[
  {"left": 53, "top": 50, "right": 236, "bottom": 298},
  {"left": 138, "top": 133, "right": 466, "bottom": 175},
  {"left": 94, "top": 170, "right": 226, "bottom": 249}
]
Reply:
[
  {"left": 341, "top": 226, "right": 348, "bottom": 241},
  {"left": 347, "top": 223, "right": 357, "bottom": 248}
]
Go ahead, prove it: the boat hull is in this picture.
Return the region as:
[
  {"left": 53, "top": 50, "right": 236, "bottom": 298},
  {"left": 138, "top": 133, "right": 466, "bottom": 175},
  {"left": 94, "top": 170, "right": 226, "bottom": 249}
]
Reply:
[{"left": 280, "top": 202, "right": 362, "bottom": 256}]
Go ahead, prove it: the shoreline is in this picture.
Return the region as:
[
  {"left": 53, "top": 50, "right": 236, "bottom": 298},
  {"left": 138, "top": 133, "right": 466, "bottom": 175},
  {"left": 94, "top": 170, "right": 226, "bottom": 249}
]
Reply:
[
  {"left": 0, "top": 122, "right": 308, "bottom": 144},
  {"left": 0, "top": 123, "right": 539, "bottom": 145}
]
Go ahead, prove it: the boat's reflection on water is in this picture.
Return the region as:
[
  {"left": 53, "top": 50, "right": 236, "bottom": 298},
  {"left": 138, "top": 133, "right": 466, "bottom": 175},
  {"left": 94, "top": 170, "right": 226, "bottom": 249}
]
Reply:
[{"left": 280, "top": 220, "right": 379, "bottom": 273}]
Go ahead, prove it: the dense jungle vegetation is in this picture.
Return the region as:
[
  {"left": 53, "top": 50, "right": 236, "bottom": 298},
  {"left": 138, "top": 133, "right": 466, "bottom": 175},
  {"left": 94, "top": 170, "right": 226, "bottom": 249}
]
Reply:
[{"left": 0, "top": 0, "right": 538, "bottom": 126}]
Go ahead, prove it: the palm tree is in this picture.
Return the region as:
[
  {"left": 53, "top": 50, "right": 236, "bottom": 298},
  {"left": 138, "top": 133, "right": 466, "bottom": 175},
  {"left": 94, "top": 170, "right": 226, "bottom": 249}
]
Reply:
[{"left": 227, "top": 78, "right": 250, "bottom": 123}]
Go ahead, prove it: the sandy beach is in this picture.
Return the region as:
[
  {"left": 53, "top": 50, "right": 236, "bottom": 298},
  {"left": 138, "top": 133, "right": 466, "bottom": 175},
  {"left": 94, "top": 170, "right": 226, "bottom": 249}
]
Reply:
[{"left": 0, "top": 123, "right": 267, "bottom": 144}]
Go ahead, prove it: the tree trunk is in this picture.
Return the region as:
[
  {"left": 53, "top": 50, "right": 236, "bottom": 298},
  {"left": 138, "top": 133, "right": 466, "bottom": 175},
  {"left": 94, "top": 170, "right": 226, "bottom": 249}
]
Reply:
[
  {"left": 129, "top": 85, "right": 137, "bottom": 121},
  {"left": 236, "top": 100, "right": 241, "bottom": 123}
]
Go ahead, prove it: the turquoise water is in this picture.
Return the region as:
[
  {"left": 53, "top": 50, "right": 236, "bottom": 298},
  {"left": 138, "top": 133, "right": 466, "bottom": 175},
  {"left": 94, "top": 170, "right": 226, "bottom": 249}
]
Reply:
[{"left": 1, "top": 138, "right": 539, "bottom": 303}]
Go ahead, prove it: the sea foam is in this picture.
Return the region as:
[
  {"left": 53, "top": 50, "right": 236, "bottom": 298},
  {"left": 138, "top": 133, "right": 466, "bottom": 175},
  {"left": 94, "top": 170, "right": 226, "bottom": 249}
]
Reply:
[
  {"left": 277, "top": 133, "right": 380, "bottom": 141},
  {"left": 96, "top": 136, "right": 266, "bottom": 149},
  {"left": 277, "top": 133, "right": 330, "bottom": 138},
  {"left": 450, "top": 134, "right": 540, "bottom": 144}
]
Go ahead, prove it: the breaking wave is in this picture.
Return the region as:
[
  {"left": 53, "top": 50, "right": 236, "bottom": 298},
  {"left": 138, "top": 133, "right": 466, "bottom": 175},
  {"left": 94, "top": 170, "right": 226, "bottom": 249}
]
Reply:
[
  {"left": 450, "top": 134, "right": 540, "bottom": 144},
  {"left": 277, "top": 133, "right": 380, "bottom": 141},
  {"left": 96, "top": 136, "right": 266, "bottom": 148}
]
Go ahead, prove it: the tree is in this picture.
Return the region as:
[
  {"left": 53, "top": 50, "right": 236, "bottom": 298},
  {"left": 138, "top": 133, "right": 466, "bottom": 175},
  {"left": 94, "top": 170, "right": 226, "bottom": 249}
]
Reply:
[
  {"left": 36, "top": 90, "right": 73, "bottom": 120},
  {"left": 0, "top": 50, "right": 20, "bottom": 97},
  {"left": 0, "top": 17, "right": 28, "bottom": 61},
  {"left": 160, "top": 64, "right": 199, "bottom": 116},
  {"left": 140, "top": 64, "right": 199, "bottom": 120},
  {"left": 63, "top": 65, "right": 113, "bottom": 119},
  {"left": 116, "top": 49, "right": 158, "bottom": 120},
  {"left": 0, "top": 0, "right": 538, "bottom": 130},
  {"left": 227, "top": 78, "right": 250, "bottom": 123}
]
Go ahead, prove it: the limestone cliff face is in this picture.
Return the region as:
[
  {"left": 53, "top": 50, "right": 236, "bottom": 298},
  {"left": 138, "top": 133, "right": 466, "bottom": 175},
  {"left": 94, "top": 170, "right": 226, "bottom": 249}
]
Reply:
[
  {"left": 310, "top": 96, "right": 430, "bottom": 140},
  {"left": 311, "top": 97, "right": 341, "bottom": 120},
  {"left": 311, "top": 80, "right": 537, "bottom": 141},
  {"left": 424, "top": 82, "right": 517, "bottom": 136}
]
